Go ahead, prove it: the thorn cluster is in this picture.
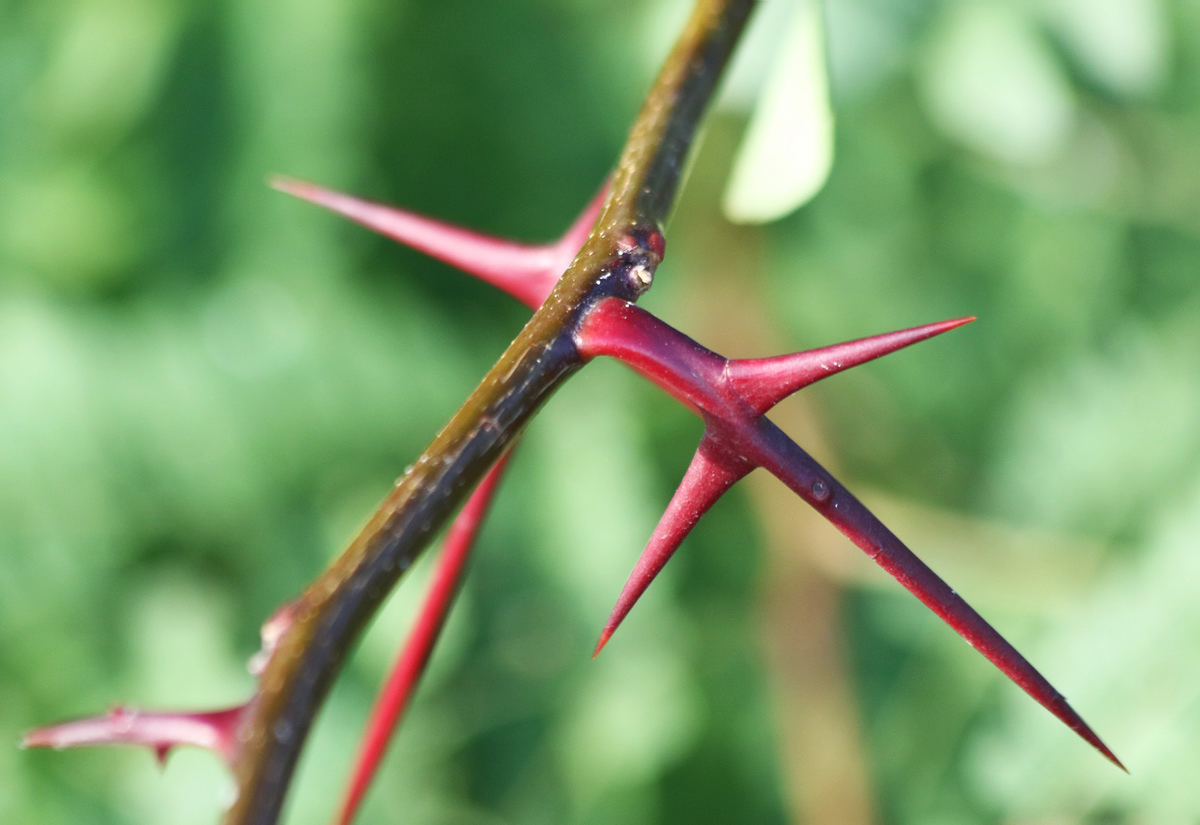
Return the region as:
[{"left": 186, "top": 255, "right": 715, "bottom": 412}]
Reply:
[
  {"left": 276, "top": 178, "right": 1120, "bottom": 772},
  {"left": 573, "top": 300, "right": 975, "bottom": 653},
  {"left": 574, "top": 298, "right": 1120, "bottom": 771},
  {"left": 25, "top": 177, "right": 1123, "bottom": 825}
]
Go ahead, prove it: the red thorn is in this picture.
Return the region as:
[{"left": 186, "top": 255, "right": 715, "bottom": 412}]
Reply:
[
  {"left": 729, "top": 316, "right": 975, "bottom": 414},
  {"left": 592, "top": 627, "right": 614, "bottom": 659},
  {"left": 271, "top": 175, "right": 551, "bottom": 308},
  {"left": 595, "top": 437, "right": 750, "bottom": 652},
  {"left": 743, "top": 415, "right": 1123, "bottom": 769},
  {"left": 22, "top": 705, "right": 245, "bottom": 767},
  {"left": 336, "top": 453, "right": 511, "bottom": 825},
  {"left": 271, "top": 176, "right": 609, "bottom": 310},
  {"left": 575, "top": 299, "right": 727, "bottom": 415}
]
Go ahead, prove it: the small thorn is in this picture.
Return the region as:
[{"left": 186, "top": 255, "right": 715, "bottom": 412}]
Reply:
[
  {"left": 23, "top": 705, "right": 244, "bottom": 767},
  {"left": 729, "top": 316, "right": 975, "bottom": 414},
  {"left": 250, "top": 599, "right": 299, "bottom": 676},
  {"left": 597, "top": 438, "right": 750, "bottom": 650}
]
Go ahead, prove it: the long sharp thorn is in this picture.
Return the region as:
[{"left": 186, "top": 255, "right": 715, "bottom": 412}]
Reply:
[
  {"left": 746, "top": 417, "right": 1125, "bottom": 770},
  {"left": 271, "top": 177, "right": 609, "bottom": 309},
  {"left": 594, "top": 437, "right": 751, "bottom": 657},
  {"left": 336, "top": 453, "right": 511, "bottom": 825},
  {"left": 270, "top": 176, "right": 553, "bottom": 308},
  {"left": 729, "top": 317, "right": 975, "bottom": 415}
]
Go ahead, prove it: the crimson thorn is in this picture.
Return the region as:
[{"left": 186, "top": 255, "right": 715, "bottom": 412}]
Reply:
[{"left": 574, "top": 296, "right": 1123, "bottom": 770}]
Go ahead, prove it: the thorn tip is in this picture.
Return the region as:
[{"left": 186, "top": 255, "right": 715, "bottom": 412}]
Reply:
[{"left": 592, "top": 629, "right": 613, "bottom": 659}]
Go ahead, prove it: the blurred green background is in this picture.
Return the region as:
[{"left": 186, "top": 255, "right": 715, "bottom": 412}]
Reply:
[{"left": 3, "top": 0, "right": 1197, "bottom": 823}]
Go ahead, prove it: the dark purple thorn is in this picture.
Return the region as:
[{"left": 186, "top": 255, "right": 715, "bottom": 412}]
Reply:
[
  {"left": 741, "top": 415, "right": 1125, "bottom": 771},
  {"left": 594, "top": 436, "right": 752, "bottom": 656}
]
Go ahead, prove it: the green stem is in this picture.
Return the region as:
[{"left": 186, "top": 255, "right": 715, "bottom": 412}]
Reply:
[{"left": 224, "top": 2, "right": 754, "bottom": 823}]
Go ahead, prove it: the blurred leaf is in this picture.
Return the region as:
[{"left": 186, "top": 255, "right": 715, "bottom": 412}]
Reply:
[
  {"left": 1039, "top": 0, "right": 1168, "bottom": 99},
  {"left": 723, "top": 0, "right": 834, "bottom": 224},
  {"left": 918, "top": 2, "right": 1076, "bottom": 165}
]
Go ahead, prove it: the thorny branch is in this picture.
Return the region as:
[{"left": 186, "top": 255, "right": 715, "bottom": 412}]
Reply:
[
  {"left": 24, "top": 0, "right": 1125, "bottom": 823},
  {"left": 226, "top": 2, "right": 755, "bottom": 823}
]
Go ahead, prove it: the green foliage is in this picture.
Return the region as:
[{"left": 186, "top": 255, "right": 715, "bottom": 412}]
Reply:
[{"left": 3, "top": 1, "right": 1195, "bottom": 823}]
